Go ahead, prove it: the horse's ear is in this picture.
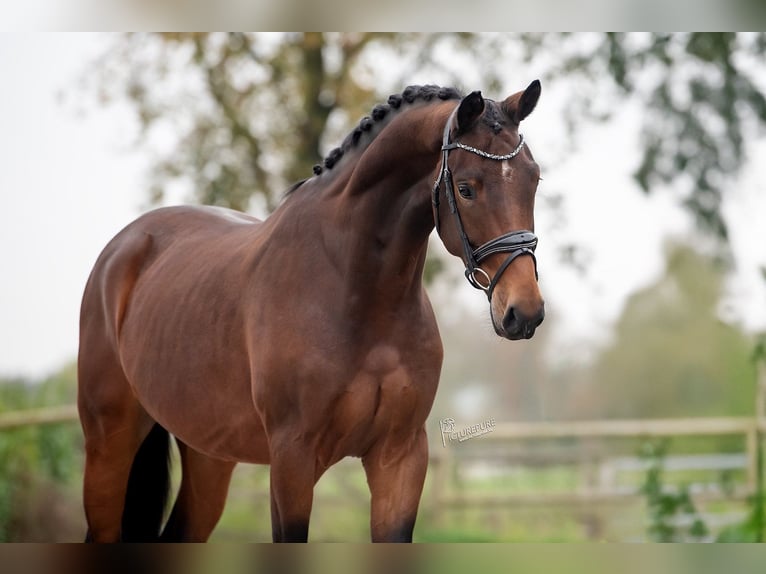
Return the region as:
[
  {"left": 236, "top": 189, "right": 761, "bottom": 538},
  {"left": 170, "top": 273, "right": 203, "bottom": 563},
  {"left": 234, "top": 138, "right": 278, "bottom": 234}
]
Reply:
[
  {"left": 502, "top": 80, "right": 541, "bottom": 124},
  {"left": 456, "top": 91, "right": 485, "bottom": 133}
]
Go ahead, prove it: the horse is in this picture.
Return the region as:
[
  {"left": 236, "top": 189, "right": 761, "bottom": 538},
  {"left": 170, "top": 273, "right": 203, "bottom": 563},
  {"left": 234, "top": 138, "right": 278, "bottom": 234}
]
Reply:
[{"left": 77, "top": 81, "right": 545, "bottom": 542}]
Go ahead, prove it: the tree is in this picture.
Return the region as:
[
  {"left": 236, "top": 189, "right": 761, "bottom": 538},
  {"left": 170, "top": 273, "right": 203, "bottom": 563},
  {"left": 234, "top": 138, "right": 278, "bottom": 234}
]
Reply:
[
  {"left": 88, "top": 33, "right": 449, "bottom": 210},
  {"left": 564, "top": 243, "right": 757, "bottom": 420},
  {"left": 86, "top": 33, "right": 766, "bottom": 243},
  {"left": 527, "top": 33, "right": 766, "bottom": 241}
]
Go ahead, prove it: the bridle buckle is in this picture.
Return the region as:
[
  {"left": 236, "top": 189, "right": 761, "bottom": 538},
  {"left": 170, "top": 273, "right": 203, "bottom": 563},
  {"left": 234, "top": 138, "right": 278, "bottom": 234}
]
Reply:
[{"left": 466, "top": 267, "right": 491, "bottom": 291}]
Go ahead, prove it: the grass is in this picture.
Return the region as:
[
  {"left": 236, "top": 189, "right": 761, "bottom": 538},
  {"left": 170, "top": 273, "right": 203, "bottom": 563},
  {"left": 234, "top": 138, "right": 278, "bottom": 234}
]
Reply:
[{"left": 212, "top": 459, "right": 600, "bottom": 542}]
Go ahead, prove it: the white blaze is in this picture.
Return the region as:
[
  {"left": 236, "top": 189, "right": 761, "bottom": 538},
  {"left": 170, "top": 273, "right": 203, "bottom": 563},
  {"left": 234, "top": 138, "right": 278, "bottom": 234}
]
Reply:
[{"left": 501, "top": 160, "right": 514, "bottom": 183}]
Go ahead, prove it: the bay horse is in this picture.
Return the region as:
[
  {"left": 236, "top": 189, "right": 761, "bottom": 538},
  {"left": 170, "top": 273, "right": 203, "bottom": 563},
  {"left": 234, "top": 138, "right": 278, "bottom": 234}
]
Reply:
[{"left": 78, "top": 81, "right": 545, "bottom": 542}]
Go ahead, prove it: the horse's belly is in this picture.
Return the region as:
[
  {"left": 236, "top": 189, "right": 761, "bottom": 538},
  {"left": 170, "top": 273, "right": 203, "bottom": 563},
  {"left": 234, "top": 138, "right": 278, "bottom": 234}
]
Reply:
[
  {"left": 119, "top": 321, "right": 270, "bottom": 463},
  {"left": 132, "top": 373, "right": 270, "bottom": 464},
  {"left": 168, "top": 404, "right": 270, "bottom": 464}
]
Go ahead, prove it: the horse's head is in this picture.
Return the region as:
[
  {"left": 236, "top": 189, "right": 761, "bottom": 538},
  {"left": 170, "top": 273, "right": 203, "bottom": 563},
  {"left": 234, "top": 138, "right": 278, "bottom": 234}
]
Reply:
[{"left": 433, "top": 81, "right": 545, "bottom": 340}]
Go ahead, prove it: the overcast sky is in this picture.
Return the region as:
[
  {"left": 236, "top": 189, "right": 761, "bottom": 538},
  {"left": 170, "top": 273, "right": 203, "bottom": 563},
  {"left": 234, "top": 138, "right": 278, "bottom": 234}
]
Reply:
[{"left": 1, "top": 33, "right": 764, "bottom": 380}]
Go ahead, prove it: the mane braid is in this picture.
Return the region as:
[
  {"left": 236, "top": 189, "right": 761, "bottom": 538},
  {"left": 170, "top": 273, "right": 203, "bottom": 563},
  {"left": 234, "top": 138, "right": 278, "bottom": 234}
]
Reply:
[{"left": 312, "top": 84, "right": 462, "bottom": 177}]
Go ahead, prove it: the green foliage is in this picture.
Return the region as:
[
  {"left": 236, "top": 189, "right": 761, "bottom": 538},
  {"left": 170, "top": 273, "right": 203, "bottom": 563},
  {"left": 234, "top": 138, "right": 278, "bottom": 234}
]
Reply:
[
  {"left": 639, "top": 440, "right": 709, "bottom": 542},
  {"left": 422, "top": 255, "right": 445, "bottom": 286},
  {"left": 0, "top": 364, "right": 82, "bottom": 541},
  {"left": 415, "top": 527, "right": 505, "bottom": 542},
  {"left": 752, "top": 335, "right": 766, "bottom": 365},
  {"left": 716, "top": 421, "right": 765, "bottom": 542},
  {"left": 639, "top": 437, "right": 766, "bottom": 543},
  {"left": 716, "top": 496, "right": 764, "bottom": 542}
]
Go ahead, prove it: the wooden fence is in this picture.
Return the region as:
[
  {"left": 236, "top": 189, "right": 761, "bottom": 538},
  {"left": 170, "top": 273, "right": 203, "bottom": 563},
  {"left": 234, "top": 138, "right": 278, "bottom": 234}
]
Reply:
[
  {"left": 422, "top": 366, "right": 766, "bottom": 539},
  {"left": 425, "top": 416, "right": 764, "bottom": 534}
]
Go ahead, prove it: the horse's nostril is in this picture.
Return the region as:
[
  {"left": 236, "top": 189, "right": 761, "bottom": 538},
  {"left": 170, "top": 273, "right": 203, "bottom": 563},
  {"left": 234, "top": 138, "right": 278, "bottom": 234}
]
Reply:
[{"left": 502, "top": 307, "right": 517, "bottom": 332}]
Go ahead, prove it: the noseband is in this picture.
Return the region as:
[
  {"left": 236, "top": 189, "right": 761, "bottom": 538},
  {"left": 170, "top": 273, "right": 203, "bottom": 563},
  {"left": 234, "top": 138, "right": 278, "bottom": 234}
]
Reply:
[{"left": 432, "top": 107, "right": 539, "bottom": 301}]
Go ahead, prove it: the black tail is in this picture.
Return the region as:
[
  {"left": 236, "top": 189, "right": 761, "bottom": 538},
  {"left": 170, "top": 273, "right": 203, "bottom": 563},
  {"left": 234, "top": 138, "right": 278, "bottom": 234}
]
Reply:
[{"left": 121, "top": 423, "right": 172, "bottom": 542}]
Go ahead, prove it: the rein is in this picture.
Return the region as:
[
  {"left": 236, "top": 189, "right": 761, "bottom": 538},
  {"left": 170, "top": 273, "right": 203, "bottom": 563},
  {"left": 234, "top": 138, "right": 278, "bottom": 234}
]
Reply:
[{"left": 432, "top": 107, "right": 539, "bottom": 301}]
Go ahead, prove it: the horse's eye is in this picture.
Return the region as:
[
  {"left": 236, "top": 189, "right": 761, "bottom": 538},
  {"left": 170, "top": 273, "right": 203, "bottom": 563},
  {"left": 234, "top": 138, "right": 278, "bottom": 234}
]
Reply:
[{"left": 458, "top": 183, "right": 475, "bottom": 200}]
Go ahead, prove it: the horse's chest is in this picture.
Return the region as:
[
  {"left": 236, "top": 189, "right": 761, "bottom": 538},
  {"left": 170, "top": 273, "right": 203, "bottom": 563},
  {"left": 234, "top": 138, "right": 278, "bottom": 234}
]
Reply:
[
  {"left": 323, "top": 344, "right": 438, "bottom": 459},
  {"left": 359, "top": 345, "right": 429, "bottom": 414}
]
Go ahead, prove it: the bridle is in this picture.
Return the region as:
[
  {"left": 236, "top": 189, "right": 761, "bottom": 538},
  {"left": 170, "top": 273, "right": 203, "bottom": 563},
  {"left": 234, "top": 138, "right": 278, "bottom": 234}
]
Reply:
[{"left": 432, "top": 106, "right": 539, "bottom": 301}]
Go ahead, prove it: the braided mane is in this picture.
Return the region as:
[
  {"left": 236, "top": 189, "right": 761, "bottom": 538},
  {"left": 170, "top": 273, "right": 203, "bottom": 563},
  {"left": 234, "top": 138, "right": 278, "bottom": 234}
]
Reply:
[{"left": 313, "top": 84, "right": 462, "bottom": 176}]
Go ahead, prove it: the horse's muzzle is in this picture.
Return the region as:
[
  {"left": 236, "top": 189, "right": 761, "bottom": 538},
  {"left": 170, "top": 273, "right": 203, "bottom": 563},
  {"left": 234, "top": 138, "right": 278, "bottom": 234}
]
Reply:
[{"left": 499, "top": 303, "right": 545, "bottom": 340}]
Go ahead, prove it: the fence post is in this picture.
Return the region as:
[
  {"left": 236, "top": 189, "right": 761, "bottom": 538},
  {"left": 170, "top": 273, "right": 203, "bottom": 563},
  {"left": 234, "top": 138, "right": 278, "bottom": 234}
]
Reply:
[
  {"left": 428, "top": 447, "right": 450, "bottom": 530},
  {"left": 757, "top": 360, "right": 765, "bottom": 423},
  {"left": 746, "top": 424, "right": 758, "bottom": 492}
]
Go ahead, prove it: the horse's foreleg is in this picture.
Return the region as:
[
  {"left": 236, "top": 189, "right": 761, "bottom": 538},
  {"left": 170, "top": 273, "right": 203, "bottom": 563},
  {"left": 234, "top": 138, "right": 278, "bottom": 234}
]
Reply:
[
  {"left": 160, "top": 441, "right": 236, "bottom": 542},
  {"left": 362, "top": 427, "right": 428, "bottom": 542},
  {"left": 268, "top": 437, "right": 316, "bottom": 542}
]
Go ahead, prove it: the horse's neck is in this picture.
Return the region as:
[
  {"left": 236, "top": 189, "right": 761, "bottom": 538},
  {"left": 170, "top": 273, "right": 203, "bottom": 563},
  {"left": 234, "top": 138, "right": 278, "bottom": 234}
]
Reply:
[
  {"left": 330, "top": 105, "right": 449, "bottom": 299},
  {"left": 281, "top": 103, "right": 449, "bottom": 309},
  {"left": 337, "top": 180, "right": 433, "bottom": 299}
]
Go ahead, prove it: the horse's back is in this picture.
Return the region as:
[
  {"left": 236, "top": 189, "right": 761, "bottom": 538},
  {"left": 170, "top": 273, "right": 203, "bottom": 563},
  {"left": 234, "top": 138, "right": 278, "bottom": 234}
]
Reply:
[
  {"left": 81, "top": 205, "right": 262, "bottom": 343},
  {"left": 111, "top": 205, "right": 262, "bottom": 257}
]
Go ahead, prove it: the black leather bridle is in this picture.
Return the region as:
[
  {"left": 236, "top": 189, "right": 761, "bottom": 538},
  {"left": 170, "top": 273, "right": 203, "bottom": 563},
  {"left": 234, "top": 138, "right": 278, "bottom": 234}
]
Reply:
[{"left": 432, "top": 106, "right": 539, "bottom": 301}]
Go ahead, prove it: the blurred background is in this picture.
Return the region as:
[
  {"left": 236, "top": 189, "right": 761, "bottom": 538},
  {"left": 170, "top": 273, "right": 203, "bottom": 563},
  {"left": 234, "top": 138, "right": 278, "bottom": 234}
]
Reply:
[{"left": 1, "top": 33, "right": 765, "bottom": 542}]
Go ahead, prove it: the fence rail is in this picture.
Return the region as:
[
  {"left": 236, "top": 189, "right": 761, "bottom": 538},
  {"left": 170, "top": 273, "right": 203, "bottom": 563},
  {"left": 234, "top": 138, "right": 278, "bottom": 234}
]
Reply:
[
  {"left": 490, "top": 417, "right": 766, "bottom": 438},
  {"left": 3, "top": 404, "right": 762, "bottom": 445},
  {"left": 443, "top": 416, "right": 764, "bottom": 490},
  {"left": 0, "top": 404, "right": 79, "bottom": 430}
]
